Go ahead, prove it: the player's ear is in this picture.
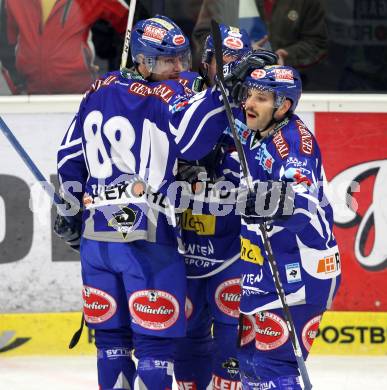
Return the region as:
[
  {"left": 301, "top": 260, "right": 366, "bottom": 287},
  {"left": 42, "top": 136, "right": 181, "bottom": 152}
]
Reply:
[
  {"left": 137, "top": 54, "right": 146, "bottom": 65},
  {"left": 276, "top": 98, "right": 292, "bottom": 117}
]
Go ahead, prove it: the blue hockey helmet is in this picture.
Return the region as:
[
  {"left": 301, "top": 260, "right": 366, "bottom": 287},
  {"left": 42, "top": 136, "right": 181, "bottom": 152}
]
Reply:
[
  {"left": 243, "top": 65, "right": 302, "bottom": 112},
  {"left": 202, "top": 24, "right": 251, "bottom": 64},
  {"left": 131, "top": 15, "right": 191, "bottom": 73}
]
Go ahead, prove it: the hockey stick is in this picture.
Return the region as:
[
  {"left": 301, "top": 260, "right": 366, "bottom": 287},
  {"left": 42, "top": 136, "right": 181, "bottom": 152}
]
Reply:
[
  {"left": 0, "top": 116, "right": 69, "bottom": 216},
  {"left": 210, "top": 20, "right": 313, "bottom": 390},
  {"left": 120, "top": 0, "right": 137, "bottom": 71}
]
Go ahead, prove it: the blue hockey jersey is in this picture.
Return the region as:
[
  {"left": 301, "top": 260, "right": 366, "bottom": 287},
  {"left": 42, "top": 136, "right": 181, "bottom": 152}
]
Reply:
[
  {"left": 237, "top": 114, "right": 341, "bottom": 312},
  {"left": 180, "top": 142, "right": 242, "bottom": 278},
  {"left": 57, "top": 71, "right": 229, "bottom": 245}
]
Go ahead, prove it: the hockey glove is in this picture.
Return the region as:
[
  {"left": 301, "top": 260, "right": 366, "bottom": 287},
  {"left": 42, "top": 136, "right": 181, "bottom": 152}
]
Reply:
[
  {"left": 177, "top": 160, "right": 207, "bottom": 184},
  {"left": 238, "top": 181, "right": 295, "bottom": 225},
  {"left": 54, "top": 210, "right": 82, "bottom": 253},
  {"left": 222, "top": 49, "right": 279, "bottom": 104}
]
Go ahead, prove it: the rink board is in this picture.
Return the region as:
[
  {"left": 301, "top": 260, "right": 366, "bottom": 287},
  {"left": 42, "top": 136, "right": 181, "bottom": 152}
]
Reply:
[{"left": 0, "top": 311, "right": 386, "bottom": 356}]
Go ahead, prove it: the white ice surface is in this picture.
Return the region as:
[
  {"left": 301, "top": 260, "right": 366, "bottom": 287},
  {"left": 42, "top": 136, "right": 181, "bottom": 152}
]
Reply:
[{"left": 0, "top": 355, "right": 386, "bottom": 389}]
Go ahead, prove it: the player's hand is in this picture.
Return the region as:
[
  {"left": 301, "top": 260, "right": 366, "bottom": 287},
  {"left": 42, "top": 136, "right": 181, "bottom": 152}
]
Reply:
[
  {"left": 177, "top": 160, "right": 207, "bottom": 184},
  {"left": 238, "top": 181, "right": 295, "bottom": 225},
  {"left": 54, "top": 210, "right": 82, "bottom": 253}
]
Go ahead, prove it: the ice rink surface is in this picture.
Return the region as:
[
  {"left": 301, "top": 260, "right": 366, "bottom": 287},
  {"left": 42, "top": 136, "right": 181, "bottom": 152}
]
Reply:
[{"left": 0, "top": 355, "right": 386, "bottom": 389}]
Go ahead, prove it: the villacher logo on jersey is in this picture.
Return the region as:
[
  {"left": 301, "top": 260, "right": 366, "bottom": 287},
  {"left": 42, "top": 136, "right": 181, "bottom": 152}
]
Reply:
[
  {"left": 82, "top": 286, "right": 117, "bottom": 324},
  {"left": 129, "top": 290, "right": 179, "bottom": 330},
  {"left": 255, "top": 311, "right": 290, "bottom": 351},
  {"left": 215, "top": 278, "right": 241, "bottom": 318}
]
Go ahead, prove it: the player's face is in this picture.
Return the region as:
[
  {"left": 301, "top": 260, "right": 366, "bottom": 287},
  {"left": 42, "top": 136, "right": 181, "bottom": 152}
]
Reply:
[
  {"left": 152, "top": 55, "right": 185, "bottom": 81},
  {"left": 244, "top": 88, "right": 276, "bottom": 131},
  {"left": 207, "top": 53, "right": 238, "bottom": 85}
]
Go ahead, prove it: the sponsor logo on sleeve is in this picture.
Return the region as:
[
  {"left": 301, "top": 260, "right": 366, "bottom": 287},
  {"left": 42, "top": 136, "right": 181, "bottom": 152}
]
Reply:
[
  {"left": 285, "top": 262, "right": 302, "bottom": 283},
  {"left": 302, "top": 315, "right": 322, "bottom": 351},
  {"left": 317, "top": 253, "right": 341, "bottom": 274},
  {"left": 298, "top": 241, "right": 341, "bottom": 280},
  {"left": 255, "top": 311, "right": 289, "bottom": 351},
  {"left": 296, "top": 120, "right": 313, "bottom": 155},
  {"left": 241, "top": 238, "right": 264, "bottom": 265},
  {"left": 214, "top": 278, "right": 241, "bottom": 318},
  {"left": 83, "top": 286, "right": 117, "bottom": 324},
  {"left": 129, "top": 290, "right": 179, "bottom": 330}
]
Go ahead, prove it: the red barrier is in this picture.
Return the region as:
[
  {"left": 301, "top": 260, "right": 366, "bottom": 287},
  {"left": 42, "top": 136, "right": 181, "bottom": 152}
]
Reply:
[{"left": 315, "top": 113, "right": 387, "bottom": 311}]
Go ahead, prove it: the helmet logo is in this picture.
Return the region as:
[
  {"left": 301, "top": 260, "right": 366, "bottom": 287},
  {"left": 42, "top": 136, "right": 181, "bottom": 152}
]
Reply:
[
  {"left": 223, "top": 36, "right": 243, "bottom": 50},
  {"left": 274, "top": 68, "right": 294, "bottom": 84},
  {"left": 173, "top": 34, "right": 186, "bottom": 46},
  {"left": 251, "top": 69, "right": 267, "bottom": 79},
  {"left": 142, "top": 25, "right": 167, "bottom": 44}
]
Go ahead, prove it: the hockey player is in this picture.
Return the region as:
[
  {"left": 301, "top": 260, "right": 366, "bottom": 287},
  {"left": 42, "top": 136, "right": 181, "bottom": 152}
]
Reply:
[
  {"left": 234, "top": 66, "right": 341, "bottom": 389},
  {"left": 174, "top": 26, "right": 276, "bottom": 389},
  {"left": 54, "top": 16, "right": 250, "bottom": 390}
]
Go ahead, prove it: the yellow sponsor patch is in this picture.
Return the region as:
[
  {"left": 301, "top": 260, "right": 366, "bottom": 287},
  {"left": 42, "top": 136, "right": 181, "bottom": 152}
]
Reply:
[
  {"left": 149, "top": 17, "right": 174, "bottom": 30},
  {"left": 182, "top": 209, "right": 216, "bottom": 235},
  {"left": 240, "top": 238, "right": 264, "bottom": 265},
  {"left": 0, "top": 312, "right": 94, "bottom": 356}
]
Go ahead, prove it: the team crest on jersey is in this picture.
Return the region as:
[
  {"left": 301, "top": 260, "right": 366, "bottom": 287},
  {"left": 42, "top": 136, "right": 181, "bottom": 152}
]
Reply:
[
  {"left": 225, "top": 118, "right": 250, "bottom": 144},
  {"left": 83, "top": 286, "right": 117, "bottom": 324},
  {"left": 302, "top": 315, "right": 322, "bottom": 351},
  {"left": 129, "top": 290, "right": 179, "bottom": 330},
  {"left": 215, "top": 278, "right": 241, "bottom": 318},
  {"left": 255, "top": 311, "right": 289, "bottom": 351},
  {"left": 108, "top": 207, "right": 138, "bottom": 238},
  {"left": 285, "top": 263, "right": 302, "bottom": 283},
  {"left": 256, "top": 144, "right": 274, "bottom": 173},
  {"left": 221, "top": 357, "right": 239, "bottom": 378}
]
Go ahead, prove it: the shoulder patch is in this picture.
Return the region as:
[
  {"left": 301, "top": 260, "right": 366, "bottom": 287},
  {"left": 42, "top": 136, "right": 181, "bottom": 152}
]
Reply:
[
  {"left": 272, "top": 130, "right": 289, "bottom": 159},
  {"left": 128, "top": 82, "right": 175, "bottom": 104},
  {"left": 296, "top": 120, "right": 314, "bottom": 155}
]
